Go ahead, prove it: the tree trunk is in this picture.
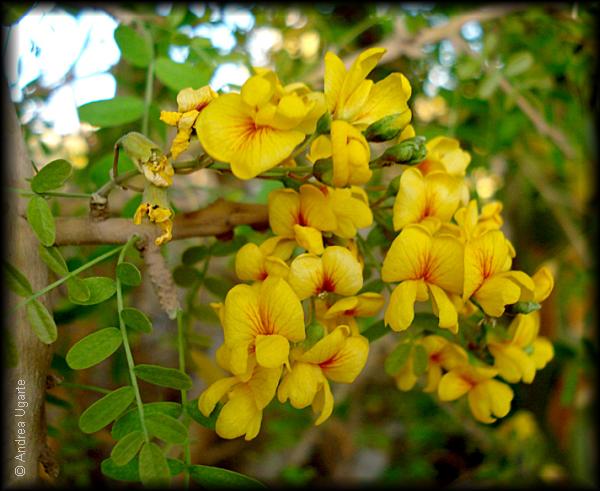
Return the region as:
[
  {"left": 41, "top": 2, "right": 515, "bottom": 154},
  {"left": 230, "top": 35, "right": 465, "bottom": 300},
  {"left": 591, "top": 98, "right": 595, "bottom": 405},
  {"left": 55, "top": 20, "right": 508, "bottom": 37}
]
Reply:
[{"left": 3, "top": 81, "right": 55, "bottom": 486}]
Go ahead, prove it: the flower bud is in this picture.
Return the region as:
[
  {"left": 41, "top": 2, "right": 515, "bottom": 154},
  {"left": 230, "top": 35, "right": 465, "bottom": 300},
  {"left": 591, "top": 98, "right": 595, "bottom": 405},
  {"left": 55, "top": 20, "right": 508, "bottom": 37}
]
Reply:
[
  {"left": 312, "top": 158, "right": 334, "bottom": 185},
  {"left": 381, "top": 136, "right": 427, "bottom": 165},
  {"left": 363, "top": 109, "right": 412, "bottom": 142},
  {"left": 508, "top": 301, "right": 541, "bottom": 315},
  {"left": 315, "top": 111, "right": 331, "bottom": 135},
  {"left": 117, "top": 132, "right": 162, "bottom": 169}
]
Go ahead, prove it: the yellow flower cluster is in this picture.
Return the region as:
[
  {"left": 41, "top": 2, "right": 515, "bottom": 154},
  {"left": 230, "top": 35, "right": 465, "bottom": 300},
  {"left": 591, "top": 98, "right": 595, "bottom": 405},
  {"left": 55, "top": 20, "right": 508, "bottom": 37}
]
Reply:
[
  {"left": 382, "top": 138, "right": 555, "bottom": 424},
  {"left": 149, "top": 46, "right": 557, "bottom": 433}
]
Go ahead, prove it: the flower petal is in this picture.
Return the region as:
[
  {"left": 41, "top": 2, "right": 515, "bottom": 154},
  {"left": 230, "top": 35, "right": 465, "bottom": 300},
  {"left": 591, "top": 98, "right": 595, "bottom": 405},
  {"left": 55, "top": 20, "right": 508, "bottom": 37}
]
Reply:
[
  {"left": 428, "top": 283, "right": 458, "bottom": 333},
  {"left": 278, "top": 362, "right": 323, "bottom": 408},
  {"left": 269, "top": 188, "right": 300, "bottom": 237},
  {"left": 235, "top": 243, "right": 266, "bottom": 281},
  {"left": 438, "top": 370, "right": 472, "bottom": 401},
  {"left": 321, "top": 335, "right": 369, "bottom": 383},
  {"left": 352, "top": 72, "right": 412, "bottom": 127},
  {"left": 259, "top": 277, "right": 305, "bottom": 341},
  {"left": 384, "top": 280, "right": 419, "bottom": 331},
  {"left": 299, "top": 184, "right": 337, "bottom": 231},
  {"left": 382, "top": 225, "right": 432, "bottom": 283},
  {"left": 198, "top": 376, "right": 239, "bottom": 416},
  {"left": 313, "top": 379, "right": 335, "bottom": 425},
  {"left": 255, "top": 334, "right": 290, "bottom": 369},
  {"left": 324, "top": 51, "right": 347, "bottom": 114},
  {"left": 322, "top": 246, "right": 363, "bottom": 296},
  {"left": 293, "top": 225, "right": 325, "bottom": 255},
  {"left": 288, "top": 253, "right": 324, "bottom": 300}
]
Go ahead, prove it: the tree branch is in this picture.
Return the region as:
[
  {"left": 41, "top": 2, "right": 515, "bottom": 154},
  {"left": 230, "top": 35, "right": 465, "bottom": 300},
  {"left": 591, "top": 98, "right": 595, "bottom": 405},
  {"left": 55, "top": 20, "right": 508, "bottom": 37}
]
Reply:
[{"left": 54, "top": 199, "right": 269, "bottom": 246}]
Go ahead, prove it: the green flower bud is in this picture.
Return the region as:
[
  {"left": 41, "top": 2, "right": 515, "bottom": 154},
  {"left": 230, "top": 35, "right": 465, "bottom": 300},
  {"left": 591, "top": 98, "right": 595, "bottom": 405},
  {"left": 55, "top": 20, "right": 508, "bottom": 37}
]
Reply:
[
  {"left": 508, "top": 301, "right": 541, "bottom": 315},
  {"left": 303, "top": 321, "right": 325, "bottom": 349},
  {"left": 117, "top": 132, "right": 162, "bottom": 170},
  {"left": 363, "top": 109, "right": 412, "bottom": 142},
  {"left": 312, "top": 158, "right": 334, "bottom": 185},
  {"left": 316, "top": 111, "right": 332, "bottom": 135},
  {"left": 381, "top": 136, "right": 427, "bottom": 165}
]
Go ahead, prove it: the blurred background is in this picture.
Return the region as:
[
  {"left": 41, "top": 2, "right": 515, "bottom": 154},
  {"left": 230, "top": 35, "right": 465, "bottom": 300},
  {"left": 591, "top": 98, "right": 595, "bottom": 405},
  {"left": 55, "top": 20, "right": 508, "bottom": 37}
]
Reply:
[{"left": 2, "top": 3, "right": 597, "bottom": 487}]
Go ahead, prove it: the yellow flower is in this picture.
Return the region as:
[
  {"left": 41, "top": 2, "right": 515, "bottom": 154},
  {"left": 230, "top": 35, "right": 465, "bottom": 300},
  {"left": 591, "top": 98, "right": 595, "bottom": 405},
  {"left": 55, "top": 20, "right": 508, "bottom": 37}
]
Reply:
[
  {"left": 268, "top": 184, "right": 337, "bottom": 255},
  {"left": 320, "top": 292, "right": 385, "bottom": 335},
  {"left": 278, "top": 325, "right": 369, "bottom": 425},
  {"left": 234, "top": 236, "right": 296, "bottom": 282},
  {"left": 326, "top": 185, "right": 373, "bottom": 238},
  {"left": 324, "top": 47, "right": 412, "bottom": 128},
  {"left": 382, "top": 225, "right": 464, "bottom": 333},
  {"left": 463, "top": 230, "right": 535, "bottom": 317},
  {"left": 133, "top": 203, "right": 173, "bottom": 246},
  {"left": 196, "top": 69, "right": 325, "bottom": 179},
  {"left": 417, "top": 136, "right": 471, "bottom": 177},
  {"left": 446, "top": 199, "right": 504, "bottom": 242},
  {"left": 420, "top": 335, "right": 468, "bottom": 392},
  {"left": 160, "top": 86, "right": 218, "bottom": 160},
  {"left": 222, "top": 277, "right": 305, "bottom": 376},
  {"left": 287, "top": 246, "right": 363, "bottom": 300},
  {"left": 438, "top": 363, "right": 514, "bottom": 423},
  {"left": 392, "top": 168, "right": 464, "bottom": 233},
  {"left": 198, "top": 362, "right": 281, "bottom": 440},
  {"left": 519, "top": 265, "right": 554, "bottom": 303},
  {"left": 308, "top": 120, "right": 372, "bottom": 187},
  {"left": 488, "top": 312, "right": 554, "bottom": 383}
]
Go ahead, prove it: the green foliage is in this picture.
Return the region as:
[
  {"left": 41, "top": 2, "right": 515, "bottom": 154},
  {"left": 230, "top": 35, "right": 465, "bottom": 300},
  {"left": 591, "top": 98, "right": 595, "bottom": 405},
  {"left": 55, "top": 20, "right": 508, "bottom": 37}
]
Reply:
[
  {"left": 27, "top": 195, "right": 55, "bottom": 246},
  {"left": 78, "top": 386, "right": 135, "bottom": 433},
  {"left": 31, "top": 159, "right": 73, "bottom": 193},
  {"left": 78, "top": 97, "right": 145, "bottom": 127},
  {"left": 133, "top": 364, "right": 193, "bottom": 390},
  {"left": 120, "top": 307, "right": 153, "bottom": 333},
  {"left": 154, "top": 57, "right": 212, "bottom": 92},
  {"left": 69, "top": 277, "right": 116, "bottom": 305},
  {"left": 189, "top": 465, "right": 267, "bottom": 489},
  {"left": 26, "top": 299, "right": 58, "bottom": 344},
  {"left": 110, "top": 430, "right": 145, "bottom": 466},
  {"left": 114, "top": 24, "right": 153, "bottom": 67},
  {"left": 139, "top": 442, "right": 171, "bottom": 487},
  {"left": 145, "top": 413, "right": 188, "bottom": 444},
  {"left": 116, "top": 262, "right": 142, "bottom": 287},
  {"left": 66, "top": 328, "right": 123, "bottom": 369},
  {"left": 112, "top": 402, "right": 182, "bottom": 439}
]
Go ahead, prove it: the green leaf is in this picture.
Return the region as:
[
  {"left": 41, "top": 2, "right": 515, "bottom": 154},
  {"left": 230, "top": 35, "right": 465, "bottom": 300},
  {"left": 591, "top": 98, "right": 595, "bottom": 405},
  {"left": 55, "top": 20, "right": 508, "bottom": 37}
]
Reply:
[
  {"left": 412, "top": 344, "right": 429, "bottom": 377},
  {"left": 114, "top": 24, "right": 152, "bottom": 68},
  {"left": 145, "top": 413, "right": 188, "bottom": 444},
  {"left": 560, "top": 363, "right": 579, "bottom": 406},
  {"left": 27, "top": 195, "right": 55, "bottom": 246},
  {"left": 116, "top": 262, "right": 142, "bottom": 287},
  {"left": 360, "top": 319, "right": 389, "bottom": 342},
  {"left": 385, "top": 343, "right": 412, "bottom": 376},
  {"left": 112, "top": 402, "right": 182, "bottom": 440},
  {"left": 167, "top": 458, "right": 186, "bottom": 476},
  {"left": 185, "top": 400, "right": 221, "bottom": 430},
  {"left": 155, "top": 57, "right": 211, "bottom": 92},
  {"left": 189, "top": 465, "right": 267, "bottom": 489},
  {"left": 30, "top": 159, "right": 72, "bottom": 193},
  {"left": 70, "top": 277, "right": 116, "bottom": 305},
  {"left": 210, "top": 236, "right": 248, "bottom": 256},
  {"left": 361, "top": 279, "right": 386, "bottom": 294},
  {"left": 120, "top": 307, "right": 153, "bottom": 333},
  {"left": 510, "top": 301, "right": 541, "bottom": 314},
  {"left": 173, "top": 264, "right": 200, "bottom": 287},
  {"left": 504, "top": 51, "right": 534, "bottom": 77},
  {"left": 101, "top": 457, "right": 139, "bottom": 482},
  {"left": 134, "top": 364, "right": 192, "bottom": 390},
  {"left": 38, "top": 245, "right": 68, "bottom": 276},
  {"left": 78, "top": 97, "right": 145, "bottom": 128},
  {"left": 204, "top": 276, "right": 231, "bottom": 299},
  {"left": 111, "top": 430, "right": 145, "bottom": 466},
  {"left": 182, "top": 245, "right": 209, "bottom": 265},
  {"left": 139, "top": 442, "right": 171, "bottom": 487},
  {"left": 25, "top": 299, "right": 57, "bottom": 344},
  {"left": 66, "top": 327, "right": 123, "bottom": 370},
  {"left": 3, "top": 261, "right": 33, "bottom": 297},
  {"left": 66, "top": 276, "right": 91, "bottom": 303},
  {"left": 477, "top": 70, "right": 502, "bottom": 99},
  {"left": 79, "top": 386, "right": 135, "bottom": 434}
]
